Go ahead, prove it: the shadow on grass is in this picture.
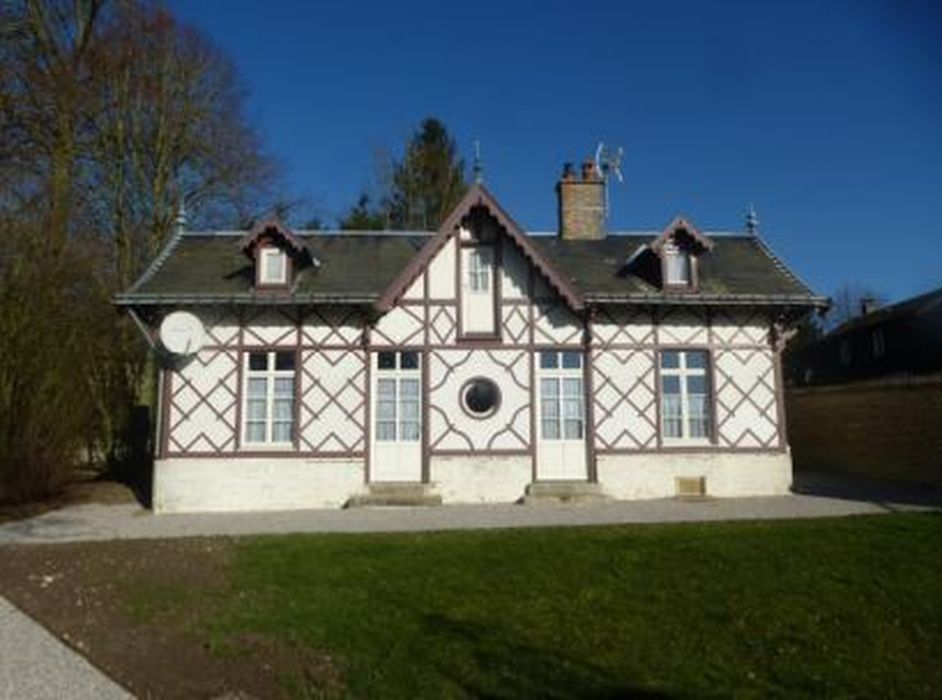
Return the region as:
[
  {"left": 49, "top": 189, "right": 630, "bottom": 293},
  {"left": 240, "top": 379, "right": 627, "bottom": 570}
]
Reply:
[
  {"left": 418, "top": 612, "right": 671, "bottom": 700},
  {"left": 791, "top": 468, "right": 942, "bottom": 509}
]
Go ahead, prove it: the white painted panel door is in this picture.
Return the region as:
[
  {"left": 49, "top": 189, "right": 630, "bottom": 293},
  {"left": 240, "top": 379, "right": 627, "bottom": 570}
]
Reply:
[
  {"left": 371, "top": 351, "right": 422, "bottom": 482},
  {"left": 460, "top": 246, "right": 496, "bottom": 335},
  {"left": 536, "top": 351, "right": 588, "bottom": 481}
]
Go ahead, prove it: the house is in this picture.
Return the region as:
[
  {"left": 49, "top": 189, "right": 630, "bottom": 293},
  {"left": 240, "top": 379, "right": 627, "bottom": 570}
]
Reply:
[
  {"left": 117, "top": 162, "right": 826, "bottom": 512},
  {"left": 786, "top": 287, "right": 942, "bottom": 486},
  {"left": 788, "top": 287, "right": 942, "bottom": 387}
]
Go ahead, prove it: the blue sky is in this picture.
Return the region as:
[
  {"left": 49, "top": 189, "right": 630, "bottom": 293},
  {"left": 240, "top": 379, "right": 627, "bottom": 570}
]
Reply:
[{"left": 167, "top": 0, "right": 941, "bottom": 303}]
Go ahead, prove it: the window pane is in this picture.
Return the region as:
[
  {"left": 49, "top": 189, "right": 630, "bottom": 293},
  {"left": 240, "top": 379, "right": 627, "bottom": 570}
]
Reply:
[
  {"left": 660, "top": 351, "right": 680, "bottom": 369},
  {"left": 541, "top": 377, "right": 558, "bottom": 398},
  {"left": 378, "top": 352, "right": 396, "bottom": 370},
  {"left": 400, "top": 421, "right": 420, "bottom": 441},
  {"left": 247, "top": 399, "right": 266, "bottom": 420},
  {"left": 542, "top": 419, "right": 560, "bottom": 440},
  {"left": 563, "top": 397, "right": 583, "bottom": 420},
  {"left": 686, "top": 375, "right": 708, "bottom": 395},
  {"left": 685, "top": 351, "right": 707, "bottom": 369},
  {"left": 248, "top": 377, "right": 267, "bottom": 397},
  {"left": 666, "top": 252, "right": 690, "bottom": 284},
  {"left": 249, "top": 352, "right": 267, "bottom": 371},
  {"left": 564, "top": 419, "right": 584, "bottom": 440},
  {"left": 661, "top": 375, "right": 681, "bottom": 394},
  {"left": 272, "top": 422, "right": 292, "bottom": 443},
  {"left": 377, "top": 378, "right": 396, "bottom": 398},
  {"left": 662, "top": 394, "right": 683, "bottom": 438},
  {"left": 540, "top": 351, "right": 558, "bottom": 369},
  {"left": 274, "top": 377, "right": 294, "bottom": 396},
  {"left": 541, "top": 399, "right": 559, "bottom": 419},
  {"left": 562, "top": 377, "right": 583, "bottom": 398},
  {"left": 561, "top": 351, "right": 582, "bottom": 369},
  {"left": 400, "top": 378, "right": 419, "bottom": 398},
  {"left": 376, "top": 422, "right": 396, "bottom": 441},
  {"left": 376, "top": 399, "right": 396, "bottom": 420},
  {"left": 400, "top": 351, "right": 419, "bottom": 370},
  {"left": 275, "top": 352, "right": 295, "bottom": 371},
  {"left": 245, "top": 422, "right": 265, "bottom": 443},
  {"left": 273, "top": 399, "right": 293, "bottom": 421},
  {"left": 264, "top": 250, "right": 285, "bottom": 282},
  {"left": 400, "top": 400, "right": 419, "bottom": 420},
  {"left": 687, "top": 395, "right": 709, "bottom": 438}
]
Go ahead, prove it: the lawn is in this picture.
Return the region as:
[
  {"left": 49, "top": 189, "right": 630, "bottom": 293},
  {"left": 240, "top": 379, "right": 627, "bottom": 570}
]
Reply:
[
  {"left": 139, "top": 514, "right": 942, "bottom": 698},
  {"left": 3, "top": 514, "right": 941, "bottom": 698}
]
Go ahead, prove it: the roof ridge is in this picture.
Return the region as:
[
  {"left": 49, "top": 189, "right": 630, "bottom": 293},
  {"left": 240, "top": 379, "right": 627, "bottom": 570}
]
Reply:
[{"left": 126, "top": 225, "right": 187, "bottom": 294}]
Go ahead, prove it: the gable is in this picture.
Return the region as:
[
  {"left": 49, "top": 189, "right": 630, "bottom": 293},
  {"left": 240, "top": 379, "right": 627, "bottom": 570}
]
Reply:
[{"left": 375, "top": 184, "right": 584, "bottom": 313}]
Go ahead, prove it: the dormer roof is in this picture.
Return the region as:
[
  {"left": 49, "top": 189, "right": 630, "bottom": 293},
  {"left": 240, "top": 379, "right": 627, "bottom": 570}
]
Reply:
[
  {"left": 650, "top": 216, "right": 715, "bottom": 255},
  {"left": 239, "top": 219, "right": 317, "bottom": 266}
]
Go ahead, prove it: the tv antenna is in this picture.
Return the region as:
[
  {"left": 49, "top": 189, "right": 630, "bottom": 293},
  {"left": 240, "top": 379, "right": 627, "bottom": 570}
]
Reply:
[{"left": 594, "top": 142, "right": 624, "bottom": 219}]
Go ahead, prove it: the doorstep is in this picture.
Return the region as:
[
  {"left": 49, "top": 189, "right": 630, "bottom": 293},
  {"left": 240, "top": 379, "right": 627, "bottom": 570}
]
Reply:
[
  {"left": 345, "top": 482, "right": 443, "bottom": 508},
  {"left": 521, "top": 481, "right": 610, "bottom": 505}
]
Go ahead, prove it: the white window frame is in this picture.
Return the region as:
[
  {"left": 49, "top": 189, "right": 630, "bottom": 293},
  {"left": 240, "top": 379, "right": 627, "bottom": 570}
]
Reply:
[
  {"left": 375, "top": 351, "right": 421, "bottom": 443},
  {"left": 664, "top": 245, "right": 692, "bottom": 286},
  {"left": 259, "top": 247, "right": 288, "bottom": 285},
  {"left": 242, "top": 350, "right": 295, "bottom": 448},
  {"left": 539, "top": 351, "right": 585, "bottom": 441},
  {"left": 467, "top": 247, "right": 491, "bottom": 294},
  {"left": 659, "top": 349, "right": 712, "bottom": 444}
]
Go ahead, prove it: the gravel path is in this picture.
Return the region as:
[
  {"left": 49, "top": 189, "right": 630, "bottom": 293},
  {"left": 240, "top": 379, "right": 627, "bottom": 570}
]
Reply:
[
  {"left": 0, "top": 596, "right": 131, "bottom": 700},
  {"left": 1, "top": 476, "right": 938, "bottom": 546}
]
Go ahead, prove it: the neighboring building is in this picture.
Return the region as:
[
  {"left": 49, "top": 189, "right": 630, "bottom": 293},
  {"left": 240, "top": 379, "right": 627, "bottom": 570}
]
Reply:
[
  {"left": 117, "top": 163, "right": 826, "bottom": 512},
  {"left": 786, "top": 287, "right": 942, "bottom": 486},
  {"left": 788, "top": 287, "right": 942, "bottom": 386}
]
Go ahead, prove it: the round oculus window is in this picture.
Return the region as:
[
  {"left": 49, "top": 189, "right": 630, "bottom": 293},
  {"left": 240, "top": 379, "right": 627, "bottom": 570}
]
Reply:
[{"left": 461, "top": 378, "right": 501, "bottom": 418}]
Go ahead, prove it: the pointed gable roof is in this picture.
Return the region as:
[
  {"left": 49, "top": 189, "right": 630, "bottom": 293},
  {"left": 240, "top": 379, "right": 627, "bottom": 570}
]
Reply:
[
  {"left": 375, "top": 184, "right": 585, "bottom": 312},
  {"left": 650, "top": 216, "right": 714, "bottom": 255},
  {"left": 239, "top": 219, "right": 317, "bottom": 265}
]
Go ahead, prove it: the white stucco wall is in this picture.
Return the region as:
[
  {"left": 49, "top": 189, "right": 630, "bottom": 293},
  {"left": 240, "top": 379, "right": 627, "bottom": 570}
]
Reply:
[
  {"left": 431, "top": 455, "right": 531, "bottom": 504},
  {"left": 596, "top": 451, "right": 792, "bottom": 500},
  {"left": 153, "top": 457, "right": 366, "bottom": 513}
]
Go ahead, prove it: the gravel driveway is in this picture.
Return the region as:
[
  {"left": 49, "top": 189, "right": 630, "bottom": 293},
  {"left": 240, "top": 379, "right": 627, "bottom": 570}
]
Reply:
[{"left": 1, "top": 471, "right": 938, "bottom": 546}]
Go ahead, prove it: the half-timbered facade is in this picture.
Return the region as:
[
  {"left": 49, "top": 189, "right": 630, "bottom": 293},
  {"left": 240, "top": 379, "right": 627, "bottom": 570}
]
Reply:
[{"left": 118, "top": 169, "right": 826, "bottom": 512}]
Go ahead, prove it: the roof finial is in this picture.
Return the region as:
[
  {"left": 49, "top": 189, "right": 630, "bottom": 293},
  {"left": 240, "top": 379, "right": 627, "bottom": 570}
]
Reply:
[
  {"left": 745, "top": 203, "right": 759, "bottom": 236},
  {"left": 175, "top": 198, "right": 187, "bottom": 234},
  {"left": 472, "top": 139, "right": 483, "bottom": 185}
]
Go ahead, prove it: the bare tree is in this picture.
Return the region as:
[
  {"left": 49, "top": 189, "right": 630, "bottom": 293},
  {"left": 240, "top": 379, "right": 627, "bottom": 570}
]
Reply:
[{"left": 825, "top": 282, "right": 888, "bottom": 330}]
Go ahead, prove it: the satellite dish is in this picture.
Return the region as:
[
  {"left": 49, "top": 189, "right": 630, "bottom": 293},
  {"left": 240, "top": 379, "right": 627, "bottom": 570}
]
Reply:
[{"left": 159, "top": 311, "right": 205, "bottom": 356}]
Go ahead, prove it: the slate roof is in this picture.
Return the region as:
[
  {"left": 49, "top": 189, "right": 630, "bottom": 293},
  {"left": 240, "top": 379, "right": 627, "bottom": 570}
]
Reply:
[
  {"left": 116, "top": 228, "right": 826, "bottom": 309},
  {"left": 532, "top": 233, "right": 822, "bottom": 304}
]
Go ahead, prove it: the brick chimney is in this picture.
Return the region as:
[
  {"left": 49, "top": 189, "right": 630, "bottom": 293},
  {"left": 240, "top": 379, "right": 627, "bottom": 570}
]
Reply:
[{"left": 557, "top": 159, "right": 605, "bottom": 240}]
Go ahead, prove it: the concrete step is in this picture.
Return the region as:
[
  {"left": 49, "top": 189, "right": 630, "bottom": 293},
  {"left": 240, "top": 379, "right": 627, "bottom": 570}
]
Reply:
[
  {"left": 345, "top": 482, "right": 442, "bottom": 508},
  {"left": 522, "top": 481, "right": 610, "bottom": 505}
]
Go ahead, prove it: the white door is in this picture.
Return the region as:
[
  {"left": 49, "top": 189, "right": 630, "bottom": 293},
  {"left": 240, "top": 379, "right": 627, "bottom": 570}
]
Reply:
[
  {"left": 460, "top": 246, "right": 496, "bottom": 335},
  {"left": 371, "top": 350, "right": 422, "bottom": 482},
  {"left": 536, "top": 350, "right": 588, "bottom": 481}
]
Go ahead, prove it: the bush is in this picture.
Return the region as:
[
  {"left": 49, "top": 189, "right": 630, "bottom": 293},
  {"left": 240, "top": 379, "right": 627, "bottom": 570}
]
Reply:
[{"left": 0, "top": 222, "right": 119, "bottom": 504}]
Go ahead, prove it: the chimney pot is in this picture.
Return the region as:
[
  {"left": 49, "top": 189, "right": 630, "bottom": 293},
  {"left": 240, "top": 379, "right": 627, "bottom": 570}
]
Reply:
[
  {"left": 581, "top": 160, "right": 597, "bottom": 181},
  {"left": 562, "top": 162, "right": 575, "bottom": 180}
]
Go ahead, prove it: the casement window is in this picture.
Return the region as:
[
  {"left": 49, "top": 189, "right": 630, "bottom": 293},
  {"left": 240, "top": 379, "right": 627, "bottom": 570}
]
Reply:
[
  {"left": 375, "top": 351, "right": 420, "bottom": 442},
  {"left": 467, "top": 247, "right": 491, "bottom": 293},
  {"left": 258, "top": 248, "right": 288, "bottom": 285},
  {"left": 664, "top": 244, "right": 692, "bottom": 286},
  {"left": 244, "top": 350, "right": 295, "bottom": 445},
  {"left": 659, "top": 350, "right": 711, "bottom": 441},
  {"left": 539, "top": 351, "right": 584, "bottom": 440}
]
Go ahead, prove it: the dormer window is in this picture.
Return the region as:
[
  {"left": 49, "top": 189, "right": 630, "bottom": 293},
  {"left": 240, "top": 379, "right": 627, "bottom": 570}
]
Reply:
[
  {"left": 259, "top": 247, "right": 288, "bottom": 286},
  {"left": 664, "top": 245, "right": 691, "bottom": 286}
]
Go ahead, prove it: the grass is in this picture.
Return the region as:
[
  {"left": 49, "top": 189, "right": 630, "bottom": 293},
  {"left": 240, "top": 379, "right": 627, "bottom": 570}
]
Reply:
[{"left": 132, "top": 514, "right": 942, "bottom": 698}]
